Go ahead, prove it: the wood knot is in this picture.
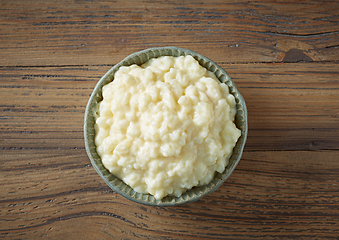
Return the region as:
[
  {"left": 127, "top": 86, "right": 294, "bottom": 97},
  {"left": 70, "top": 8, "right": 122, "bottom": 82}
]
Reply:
[{"left": 282, "top": 49, "right": 313, "bottom": 63}]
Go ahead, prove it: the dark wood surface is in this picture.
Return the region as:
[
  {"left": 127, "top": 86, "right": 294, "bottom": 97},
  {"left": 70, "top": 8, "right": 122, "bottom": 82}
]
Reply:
[{"left": 1, "top": 0, "right": 338, "bottom": 239}]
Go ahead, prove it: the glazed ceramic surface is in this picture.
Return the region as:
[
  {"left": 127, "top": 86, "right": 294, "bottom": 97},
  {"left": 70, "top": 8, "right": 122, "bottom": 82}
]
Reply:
[{"left": 84, "top": 47, "right": 248, "bottom": 206}]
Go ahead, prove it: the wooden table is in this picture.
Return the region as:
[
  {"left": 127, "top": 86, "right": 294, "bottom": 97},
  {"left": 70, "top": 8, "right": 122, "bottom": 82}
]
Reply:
[{"left": 1, "top": 1, "right": 338, "bottom": 239}]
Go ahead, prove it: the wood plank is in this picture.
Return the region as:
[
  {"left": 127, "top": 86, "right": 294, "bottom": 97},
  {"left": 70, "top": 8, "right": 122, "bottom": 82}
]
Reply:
[
  {"left": 1, "top": 62, "right": 338, "bottom": 151},
  {"left": 0, "top": 0, "right": 338, "bottom": 66},
  {"left": 1, "top": 150, "right": 338, "bottom": 239}
]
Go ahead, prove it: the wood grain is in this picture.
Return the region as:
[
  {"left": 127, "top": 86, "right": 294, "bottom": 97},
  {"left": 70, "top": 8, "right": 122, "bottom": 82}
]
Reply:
[
  {"left": 1, "top": 63, "right": 338, "bottom": 151},
  {"left": 1, "top": 150, "right": 339, "bottom": 239},
  {"left": 0, "top": 0, "right": 338, "bottom": 66},
  {"left": 1, "top": 62, "right": 338, "bottom": 239},
  {"left": 1, "top": 0, "right": 339, "bottom": 239}
]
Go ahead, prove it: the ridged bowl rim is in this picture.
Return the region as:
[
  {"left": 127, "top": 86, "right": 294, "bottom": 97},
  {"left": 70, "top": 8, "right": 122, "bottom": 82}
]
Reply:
[{"left": 84, "top": 46, "right": 248, "bottom": 206}]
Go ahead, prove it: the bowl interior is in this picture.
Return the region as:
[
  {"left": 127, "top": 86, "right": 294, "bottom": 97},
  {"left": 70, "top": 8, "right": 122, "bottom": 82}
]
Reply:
[{"left": 84, "top": 46, "right": 247, "bottom": 206}]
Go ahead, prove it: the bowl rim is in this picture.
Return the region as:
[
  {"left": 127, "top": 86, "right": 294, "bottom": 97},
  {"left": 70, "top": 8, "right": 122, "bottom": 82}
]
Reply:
[{"left": 84, "top": 46, "right": 248, "bottom": 206}]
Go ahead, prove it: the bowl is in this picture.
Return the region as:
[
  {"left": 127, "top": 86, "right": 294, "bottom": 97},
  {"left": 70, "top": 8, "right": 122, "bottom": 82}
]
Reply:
[{"left": 84, "top": 46, "right": 247, "bottom": 206}]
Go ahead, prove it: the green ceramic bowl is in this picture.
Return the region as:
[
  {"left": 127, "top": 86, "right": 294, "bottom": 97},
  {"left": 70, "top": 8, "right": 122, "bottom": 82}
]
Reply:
[{"left": 84, "top": 47, "right": 247, "bottom": 206}]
